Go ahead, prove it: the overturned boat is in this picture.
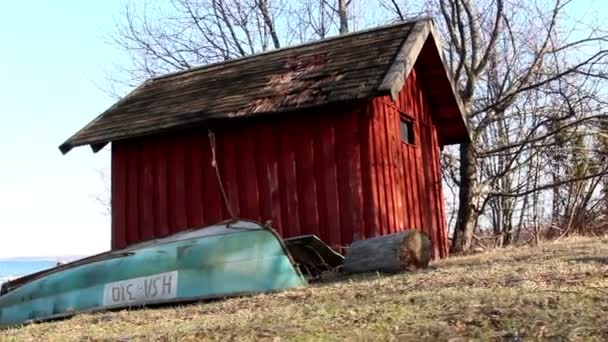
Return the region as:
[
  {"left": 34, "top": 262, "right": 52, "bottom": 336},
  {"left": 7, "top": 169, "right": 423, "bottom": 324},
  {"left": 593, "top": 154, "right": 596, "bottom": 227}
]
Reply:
[{"left": 0, "top": 220, "right": 308, "bottom": 328}]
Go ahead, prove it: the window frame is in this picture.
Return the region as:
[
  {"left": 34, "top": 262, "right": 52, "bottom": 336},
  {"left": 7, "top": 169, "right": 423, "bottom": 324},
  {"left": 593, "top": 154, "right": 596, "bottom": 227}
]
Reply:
[{"left": 399, "top": 114, "right": 416, "bottom": 146}]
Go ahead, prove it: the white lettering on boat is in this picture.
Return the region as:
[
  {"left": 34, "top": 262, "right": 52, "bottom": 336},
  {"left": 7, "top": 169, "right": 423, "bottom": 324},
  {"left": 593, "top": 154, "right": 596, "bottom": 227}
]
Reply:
[{"left": 103, "top": 271, "right": 178, "bottom": 306}]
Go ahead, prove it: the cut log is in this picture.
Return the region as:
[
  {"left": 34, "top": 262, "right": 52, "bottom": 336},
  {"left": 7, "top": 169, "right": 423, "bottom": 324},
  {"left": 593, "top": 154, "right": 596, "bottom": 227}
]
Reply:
[{"left": 343, "top": 230, "right": 432, "bottom": 274}]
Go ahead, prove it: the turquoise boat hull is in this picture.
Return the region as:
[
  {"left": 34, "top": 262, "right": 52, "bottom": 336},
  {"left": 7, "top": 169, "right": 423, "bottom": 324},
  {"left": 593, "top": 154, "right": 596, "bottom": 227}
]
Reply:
[{"left": 0, "top": 220, "right": 306, "bottom": 328}]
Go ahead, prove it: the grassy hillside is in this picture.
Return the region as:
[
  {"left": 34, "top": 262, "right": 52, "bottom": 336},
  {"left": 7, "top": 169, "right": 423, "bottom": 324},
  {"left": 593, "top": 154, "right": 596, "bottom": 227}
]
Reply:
[{"left": 2, "top": 237, "right": 608, "bottom": 341}]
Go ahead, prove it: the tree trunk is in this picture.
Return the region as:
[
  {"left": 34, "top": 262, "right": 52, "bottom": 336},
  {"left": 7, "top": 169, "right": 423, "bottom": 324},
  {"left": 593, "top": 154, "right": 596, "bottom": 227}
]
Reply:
[
  {"left": 343, "top": 230, "right": 432, "bottom": 273},
  {"left": 338, "top": 0, "right": 348, "bottom": 34},
  {"left": 451, "top": 142, "right": 479, "bottom": 253}
]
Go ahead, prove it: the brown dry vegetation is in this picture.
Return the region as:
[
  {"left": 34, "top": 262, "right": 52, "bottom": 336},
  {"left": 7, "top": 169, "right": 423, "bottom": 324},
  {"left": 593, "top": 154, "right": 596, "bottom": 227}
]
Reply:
[{"left": 2, "top": 237, "right": 608, "bottom": 341}]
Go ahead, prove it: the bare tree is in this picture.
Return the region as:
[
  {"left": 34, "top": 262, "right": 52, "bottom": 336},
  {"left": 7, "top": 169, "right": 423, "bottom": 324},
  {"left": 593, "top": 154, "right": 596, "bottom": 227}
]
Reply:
[
  {"left": 384, "top": 0, "right": 608, "bottom": 252},
  {"left": 338, "top": 0, "right": 350, "bottom": 34},
  {"left": 110, "top": 0, "right": 358, "bottom": 88}
]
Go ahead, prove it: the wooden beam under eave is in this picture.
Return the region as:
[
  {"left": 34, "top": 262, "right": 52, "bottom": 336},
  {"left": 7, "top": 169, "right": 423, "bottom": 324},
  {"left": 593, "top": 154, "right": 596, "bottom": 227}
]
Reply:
[
  {"left": 433, "top": 106, "right": 462, "bottom": 119},
  {"left": 436, "top": 124, "right": 470, "bottom": 144},
  {"left": 91, "top": 142, "right": 109, "bottom": 153}
]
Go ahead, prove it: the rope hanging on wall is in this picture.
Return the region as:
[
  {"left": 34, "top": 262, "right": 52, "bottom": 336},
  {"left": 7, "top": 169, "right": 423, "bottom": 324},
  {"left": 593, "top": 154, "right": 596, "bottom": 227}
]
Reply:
[{"left": 208, "top": 129, "right": 236, "bottom": 219}]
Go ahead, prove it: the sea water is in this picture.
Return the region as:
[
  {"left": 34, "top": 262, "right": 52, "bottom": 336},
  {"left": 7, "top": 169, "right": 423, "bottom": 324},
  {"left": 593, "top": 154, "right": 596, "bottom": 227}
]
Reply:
[{"left": 0, "top": 259, "right": 58, "bottom": 285}]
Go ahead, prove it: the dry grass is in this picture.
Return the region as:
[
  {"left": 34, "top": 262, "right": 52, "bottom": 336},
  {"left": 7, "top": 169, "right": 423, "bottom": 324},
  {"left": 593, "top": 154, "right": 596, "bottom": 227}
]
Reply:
[{"left": 2, "top": 237, "right": 608, "bottom": 341}]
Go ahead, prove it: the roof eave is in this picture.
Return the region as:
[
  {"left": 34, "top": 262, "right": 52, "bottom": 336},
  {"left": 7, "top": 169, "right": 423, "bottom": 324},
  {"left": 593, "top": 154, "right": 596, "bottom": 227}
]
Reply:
[{"left": 59, "top": 80, "right": 151, "bottom": 155}]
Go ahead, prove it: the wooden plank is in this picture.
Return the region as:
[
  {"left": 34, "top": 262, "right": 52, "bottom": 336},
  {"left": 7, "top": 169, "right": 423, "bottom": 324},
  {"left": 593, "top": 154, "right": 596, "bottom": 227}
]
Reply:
[
  {"left": 401, "top": 143, "right": 414, "bottom": 230},
  {"left": 427, "top": 123, "right": 442, "bottom": 258},
  {"left": 186, "top": 133, "right": 204, "bottom": 227},
  {"left": 169, "top": 137, "right": 188, "bottom": 232},
  {"left": 407, "top": 141, "right": 422, "bottom": 231},
  {"left": 201, "top": 130, "right": 223, "bottom": 224},
  {"left": 380, "top": 103, "right": 396, "bottom": 235},
  {"left": 139, "top": 140, "right": 155, "bottom": 242},
  {"left": 417, "top": 89, "right": 434, "bottom": 241},
  {"left": 266, "top": 123, "right": 283, "bottom": 231},
  {"left": 420, "top": 122, "right": 437, "bottom": 257},
  {"left": 360, "top": 101, "right": 379, "bottom": 240},
  {"left": 398, "top": 76, "right": 417, "bottom": 231},
  {"left": 294, "top": 119, "right": 320, "bottom": 237},
  {"left": 111, "top": 143, "right": 127, "bottom": 250},
  {"left": 219, "top": 129, "right": 241, "bottom": 218},
  {"left": 372, "top": 99, "right": 388, "bottom": 237},
  {"left": 401, "top": 76, "right": 422, "bottom": 229},
  {"left": 386, "top": 100, "right": 404, "bottom": 234},
  {"left": 278, "top": 121, "right": 300, "bottom": 237},
  {"left": 126, "top": 143, "right": 140, "bottom": 245},
  {"left": 414, "top": 119, "right": 429, "bottom": 237},
  {"left": 335, "top": 111, "right": 364, "bottom": 246},
  {"left": 312, "top": 119, "right": 329, "bottom": 243},
  {"left": 421, "top": 86, "right": 441, "bottom": 258},
  {"left": 237, "top": 127, "right": 261, "bottom": 221},
  {"left": 350, "top": 108, "right": 365, "bottom": 242},
  {"left": 318, "top": 117, "right": 341, "bottom": 247},
  {"left": 432, "top": 124, "right": 449, "bottom": 257},
  {"left": 405, "top": 74, "right": 424, "bottom": 232},
  {"left": 399, "top": 148, "right": 412, "bottom": 231},
  {"left": 153, "top": 140, "right": 169, "bottom": 238},
  {"left": 254, "top": 124, "right": 274, "bottom": 226}
]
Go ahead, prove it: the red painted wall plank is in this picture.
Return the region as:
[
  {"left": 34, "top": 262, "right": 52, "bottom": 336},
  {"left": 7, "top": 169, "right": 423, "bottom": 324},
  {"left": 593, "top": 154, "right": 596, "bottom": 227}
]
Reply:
[
  {"left": 371, "top": 100, "right": 387, "bottom": 237},
  {"left": 254, "top": 125, "right": 274, "bottom": 226},
  {"left": 139, "top": 141, "right": 155, "bottom": 241},
  {"left": 384, "top": 103, "right": 399, "bottom": 234},
  {"left": 350, "top": 107, "right": 365, "bottom": 241},
  {"left": 387, "top": 101, "right": 404, "bottom": 233},
  {"left": 395, "top": 118, "right": 412, "bottom": 231},
  {"left": 294, "top": 122, "right": 320, "bottom": 237},
  {"left": 430, "top": 126, "right": 447, "bottom": 256},
  {"left": 264, "top": 125, "right": 283, "bottom": 230},
  {"left": 420, "top": 122, "right": 437, "bottom": 256},
  {"left": 125, "top": 144, "right": 139, "bottom": 246},
  {"left": 218, "top": 130, "right": 241, "bottom": 218},
  {"left": 201, "top": 132, "right": 223, "bottom": 224},
  {"left": 317, "top": 119, "right": 341, "bottom": 248},
  {"left": 237, "top": 128, "right": 261, "bottom": 221},
  {"left": 360, "top": 103, "right": 379, "bottom": 239},
  {"left": 436, "top": 129, "right": 449, "bottom": 257},
  {"left": 335, "top": 112, "right": 356, "bottom": 246},
  {"left": 111, "top": 144, "right": 127, "bottom": 250},
  {"left": 312, "top": 120, "right": 328, "bottom": 243},
  {"left": 185, "top": 134, "right": 204, "bottom": 227},
  {"left": 153, "top": 142, "right": 169, "bottom": 238},
  {"left": 169, "top": 138, "right": 187, "bottom": 233},
  {"left": 278, "top": 123, "right": 300, "bottom": 237},
  {"left": 405, "top": 145, "right": 420, "bottom": 230}
]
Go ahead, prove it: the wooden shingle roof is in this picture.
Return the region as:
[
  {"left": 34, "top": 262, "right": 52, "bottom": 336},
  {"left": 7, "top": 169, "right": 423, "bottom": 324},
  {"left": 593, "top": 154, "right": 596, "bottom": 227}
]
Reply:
[{"left": 60, "top": 18, "right": 468, "bottom": 154}]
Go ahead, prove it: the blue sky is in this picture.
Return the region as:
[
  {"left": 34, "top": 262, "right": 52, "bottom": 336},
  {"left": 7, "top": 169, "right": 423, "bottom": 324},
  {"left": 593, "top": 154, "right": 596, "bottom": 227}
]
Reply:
[
  {"left": 0, "top": 0, "right": 605, "bottom": 258},
  {"left": 0, "top": 1, "right": 125, "bottom": 257}
]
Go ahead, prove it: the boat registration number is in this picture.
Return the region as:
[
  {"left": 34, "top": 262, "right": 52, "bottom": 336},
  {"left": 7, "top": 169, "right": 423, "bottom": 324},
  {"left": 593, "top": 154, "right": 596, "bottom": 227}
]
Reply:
[{"left": 103, "top": 271, "right": 178, "bottom": 306}]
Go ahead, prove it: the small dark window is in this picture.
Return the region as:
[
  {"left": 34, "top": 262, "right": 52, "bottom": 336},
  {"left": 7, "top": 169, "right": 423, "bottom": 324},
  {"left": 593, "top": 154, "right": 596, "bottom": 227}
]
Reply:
[{"left": 400, "top": 117, "right": 415, "bottom": 145}]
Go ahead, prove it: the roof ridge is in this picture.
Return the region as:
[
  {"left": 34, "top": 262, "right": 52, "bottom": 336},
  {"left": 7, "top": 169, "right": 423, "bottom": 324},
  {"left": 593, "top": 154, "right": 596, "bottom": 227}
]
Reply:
[{"left": 151, "top": 16, "right": 432, "bottom": 82}]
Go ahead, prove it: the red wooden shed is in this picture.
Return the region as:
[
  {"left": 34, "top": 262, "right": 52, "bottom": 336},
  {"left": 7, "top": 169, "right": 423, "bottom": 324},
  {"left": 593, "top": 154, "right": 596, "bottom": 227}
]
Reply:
[{"left": 60, "top": 18, "right": 469, "bottom": 258}]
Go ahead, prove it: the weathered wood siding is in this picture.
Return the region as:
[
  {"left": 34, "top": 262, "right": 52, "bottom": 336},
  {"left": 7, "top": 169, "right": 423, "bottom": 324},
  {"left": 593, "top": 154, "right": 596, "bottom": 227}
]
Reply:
[{"left": 111, "top": 68, "right": 448, "bottom": 258}]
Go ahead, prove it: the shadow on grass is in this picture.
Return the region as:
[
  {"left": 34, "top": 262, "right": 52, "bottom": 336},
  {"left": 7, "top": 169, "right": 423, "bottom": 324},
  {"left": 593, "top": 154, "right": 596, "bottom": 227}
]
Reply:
[{"left": 570, "top": 256, "right": 608, "bottom": 265}]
